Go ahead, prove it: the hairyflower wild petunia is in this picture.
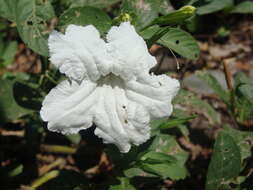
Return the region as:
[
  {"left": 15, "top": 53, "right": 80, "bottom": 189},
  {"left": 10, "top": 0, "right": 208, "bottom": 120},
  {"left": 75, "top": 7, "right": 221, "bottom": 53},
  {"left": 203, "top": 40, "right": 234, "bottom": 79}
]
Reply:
[{"left": 40, "top": 22, "right": 180, "bottom": 153}]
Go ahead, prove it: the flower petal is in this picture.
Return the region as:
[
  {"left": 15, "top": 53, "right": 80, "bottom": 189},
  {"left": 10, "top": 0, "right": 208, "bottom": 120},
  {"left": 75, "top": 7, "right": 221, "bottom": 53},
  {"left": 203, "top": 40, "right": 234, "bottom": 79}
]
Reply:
[
  {"left": 93, "top": 79, "right": 150, "bottom": 153},
  {"left": 40, "top": 80, "right": 97, "bottom": 134},
  {"left": 106, "top": 22, "right": 156, "bottom": 80},
  {"left": 125, "top": 74, "right": 180, "bottom": 119},
  {"left": 48, "top": 25, "right": 113, "bottom": 82}
]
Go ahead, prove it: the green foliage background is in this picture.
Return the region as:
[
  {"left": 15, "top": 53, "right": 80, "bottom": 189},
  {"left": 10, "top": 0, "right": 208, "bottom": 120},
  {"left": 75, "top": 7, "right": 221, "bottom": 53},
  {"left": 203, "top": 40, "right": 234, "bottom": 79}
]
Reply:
[{"left": 0, "top": 0, "right": 253, "bottom": 189}]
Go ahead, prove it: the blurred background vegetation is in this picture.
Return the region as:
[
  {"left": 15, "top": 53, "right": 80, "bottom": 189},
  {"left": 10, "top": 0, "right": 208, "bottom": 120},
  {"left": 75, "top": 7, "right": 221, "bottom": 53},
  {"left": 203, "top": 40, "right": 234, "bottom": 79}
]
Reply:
[{"left": 0, "top": 0, "right": 253, "bottom": 190}]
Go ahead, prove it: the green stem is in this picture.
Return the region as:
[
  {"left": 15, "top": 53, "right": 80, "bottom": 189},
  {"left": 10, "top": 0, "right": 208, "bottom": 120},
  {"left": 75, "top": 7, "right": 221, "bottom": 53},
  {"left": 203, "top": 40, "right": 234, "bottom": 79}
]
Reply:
[
  {"left": 41, "top": 145, "right": 77, "bottom": 154},
  {"left": 31, "top": 170, "right": 59, "bottom": 189}
]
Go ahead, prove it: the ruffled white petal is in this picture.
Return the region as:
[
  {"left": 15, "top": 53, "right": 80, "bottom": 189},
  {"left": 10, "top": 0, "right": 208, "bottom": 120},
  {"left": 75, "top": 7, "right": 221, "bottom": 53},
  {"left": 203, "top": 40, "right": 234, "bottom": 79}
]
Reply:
[
  {"left": 94, "top": 77, "right": 150, "bottom": 152},
  {"left": 125, "top": 74, "right": 180, "bottom": 119},
  {"left": 106, "top": 22, "right": 156, "bottom": 80},
  {"left": 40, "top": 80, "right": 97, "bottom": 134},
  {"left": 48, "top": 25, "right": 113, "bottom": 82}
]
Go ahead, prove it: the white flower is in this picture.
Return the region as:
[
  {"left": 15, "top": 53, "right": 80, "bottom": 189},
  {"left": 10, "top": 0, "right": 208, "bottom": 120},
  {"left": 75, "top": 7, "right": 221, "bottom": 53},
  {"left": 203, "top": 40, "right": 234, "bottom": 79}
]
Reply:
[{"left": 40, "top": 22, "right": 179, "bottom": 153}]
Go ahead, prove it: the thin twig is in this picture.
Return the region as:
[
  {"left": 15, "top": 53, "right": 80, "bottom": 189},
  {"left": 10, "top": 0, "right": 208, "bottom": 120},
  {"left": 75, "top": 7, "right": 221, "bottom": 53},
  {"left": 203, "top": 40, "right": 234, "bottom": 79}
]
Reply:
[
  {"left": 223, "top": 60, "right": 233, "bottom": 90},
  {"left": 39, "top": 158, "right": 65, "bottom": 176}
]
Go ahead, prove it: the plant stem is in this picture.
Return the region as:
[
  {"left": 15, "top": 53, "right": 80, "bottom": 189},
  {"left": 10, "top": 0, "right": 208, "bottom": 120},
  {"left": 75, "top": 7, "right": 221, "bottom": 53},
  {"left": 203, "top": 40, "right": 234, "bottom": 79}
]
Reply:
[
  {"left": 31, "top": 170, "right": 59, "bottom": 189},
  {"left": 41, "top": 145, "right": 77, "bottom": 154},
  {"left": 223, "top": 61, "right": 233, "bottom": 90}
]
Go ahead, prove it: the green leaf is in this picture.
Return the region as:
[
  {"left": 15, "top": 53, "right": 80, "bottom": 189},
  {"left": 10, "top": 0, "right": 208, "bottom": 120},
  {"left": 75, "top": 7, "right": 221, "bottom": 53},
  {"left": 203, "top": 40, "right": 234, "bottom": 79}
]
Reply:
[
  {"left": 16, "top": 0, "right": 55, "bottom": 56},
  {"left": 125, "top": 134, "right": 189, "bottom": 180},
  {"left": 70, "top": 0, "right": 120, "bottom": 9},
  {"left": 150, "top": 116, "right": 195, "bottom": 135},
  {"left": 159, "top": 116, "right": 196, "bottom": 130},
  {"left": 144, "top": 26, "right": 171, "bottom": 48},
  {"left": 124, "top": 167, "right": 157, "bottom": 178},
  {"left": 196, "top": 0, "right": 234, "bottom": 15},
  {"left": 196, "top": 71, "right": 230, "bottom": 104},
  {"left": 121, "top": 0, "right": 164, "bottom": 30},
  {"left": 8, "top": 164, "right": 23, "bottom": 177},
  {"left": 234, "top": 72, "right": 253, "bottom": 122},
  {"left": 140, "top": 151, "right": 176, "bottom": 164},
  {"left": 140, "top": 161, "right": 187, "bottom": 180},
  {"left": 231, "top": 1, "right": 253, "bottom": 14},
  {"left": 149, "top": 5, "right": 196, "bottom": 27},
  {"left": 150, "top": 118, "right": 169, "bottom": 136},
  {"left": 1, "top": 41, "right": 18, "bottom": 67},
  {"left": 59, "top": 6, "right": 112, "bottom": 35},
  {"left": 234, "top": 72, "right": 251, "bottom": 87},
  {"left": 205, "top": 131, "right": 241, "bottom": 190},
  {"left": 223, "top": 126, "right": 253, "bottom": 161},
  {"left": 148, "top": 134, "right": 189, "bottom": 166},
  {"left": 174, "top": 89, "right": 221, "bottom": 125},
  {"left": 0, "top": 0, "right": 17, "bottom": 21},
  {"left": 109, "top": 177, "right": 136, "bottom": 190},
  {"left": 13, "top": 81, "right": 42, "bottom": 110},
  {"left": 0, "top": 79, "right": 31, "bottom": 124},
  {"left": 237, "top": 84, "right": 253, "bottom": 104},
  {"left": 66, "top": 134, "right": 82, "bottom": 145},
  {"left": 141, "top": 26, "right": 200, "bottom": 60}
]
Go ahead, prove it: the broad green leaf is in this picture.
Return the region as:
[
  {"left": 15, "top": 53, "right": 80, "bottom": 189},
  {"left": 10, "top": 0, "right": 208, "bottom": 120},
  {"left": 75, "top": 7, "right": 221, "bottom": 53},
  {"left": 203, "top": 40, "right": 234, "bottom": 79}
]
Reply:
[
  {"left": 159, "top": 27, "right": 200, "bottom": 60},
  {"left": 127, "top": 134, "right": 189, "bottom": 180},
  {"left": 234, "top": 72, "right": 251, "bottom": 87},
  {"left": 205, "top": 131, "right": 241, "bottom": 190},
  {"left": 223, "top": 126, "right": 253, "bottom": 161},
  {"left": 141, "top": 26, "right": 200, "bottom": 60},
  {"left": 66, "top": 134, "right": 82, "bottom": 145},
  {"left": 59, "top": 6, "right": 112, "bottom": 35},
  {"left": 150, "top": 116, "right": 195, "bottom": 135},
  {"left": 145, "top": 26, "right": 171, "bottom": 48},
  {"left": 109, "top": 177, "right": 136, "bottom": 190},
  {"left": 234, "top": 72, "right": 253, "bottom": 122},
  {"left": 0, "top": 0, "right": 17, "bottom": 21},
  {"left": 196, "top": 71, "right": 229, "bottom": 104},
  {"left": 1, "top": 71, "right": 30, "bottom": 81},
  {"left": 8, "top": 164, "right": 23, "bottom": 177},
  {"left": 148, "top": 5, "right": 196, "bottom": 27},
  {"left": 159, "top": 116, "right": 196, "bottom": 130},
  {"left": 140, "top": 161, "right": 187, "bottom": 180},
  {"left": 237, "top": 84, "right": 253, "bottom": 104},
  {"left": 140, "top": 151, "right": 176, "bottom": 164},
  {"left": 174, "top": 89, "right": 221, "bottom": 125},
  {"left": 196, "top": 0, "right": 234, "bottom": 15},
  {"left": 1, "top": 41, "right": 18, "bottom": 67},
  {"left": 13, "top": 81, "right": 42, "bottom": 110},
  {"left": 0, "top": 79, "right": 31, "bottom": 124},
  {"left": 16, "top": 0, "right": 55, "bottom": 56},
  {"left": 121, "top": 0, "right": 164, "bottom": 30},
  {"left": 124, "top": 167, "right": 157, "bottom": 178},
  {"left": 150, "top": 118, "right": 168, "bottom": 135},
  {"left": 70, "top": 0, "right": 120, "bottom": 9},
  {"left": 231, "top": 1, "right": 253, "bottom": 14},
  {"left": 148, "top": 134, "right": 189, "bottom": 166}
]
